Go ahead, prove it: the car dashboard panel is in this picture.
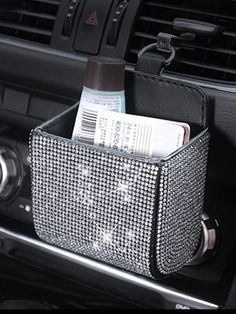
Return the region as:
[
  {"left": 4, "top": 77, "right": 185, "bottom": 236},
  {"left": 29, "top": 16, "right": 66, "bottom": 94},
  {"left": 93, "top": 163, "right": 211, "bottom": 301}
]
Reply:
[{"left": 0, "top": 0, "right": 235, "bottom": 310}]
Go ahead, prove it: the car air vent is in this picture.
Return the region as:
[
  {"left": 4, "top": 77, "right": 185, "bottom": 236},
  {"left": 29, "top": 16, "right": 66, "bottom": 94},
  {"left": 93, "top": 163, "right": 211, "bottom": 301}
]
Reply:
[
  {"left": 0, "top": 0, "right": 60, "bottom": 45},
  {"left": 127, "top": 0, "right": 236, "bottom": 82}
]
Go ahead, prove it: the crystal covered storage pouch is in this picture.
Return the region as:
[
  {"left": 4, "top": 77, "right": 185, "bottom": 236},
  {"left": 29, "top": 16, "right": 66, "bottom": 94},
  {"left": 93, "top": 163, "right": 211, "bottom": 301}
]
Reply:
[{"left": 30, "top": 102, "right": 209, "bottom": 279}]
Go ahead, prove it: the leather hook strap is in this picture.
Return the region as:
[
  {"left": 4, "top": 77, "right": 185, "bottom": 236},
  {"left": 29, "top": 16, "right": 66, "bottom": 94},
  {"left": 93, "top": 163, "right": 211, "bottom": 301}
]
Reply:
[{"left": 136, "top": 33, "right": 177, "bottom": 75}]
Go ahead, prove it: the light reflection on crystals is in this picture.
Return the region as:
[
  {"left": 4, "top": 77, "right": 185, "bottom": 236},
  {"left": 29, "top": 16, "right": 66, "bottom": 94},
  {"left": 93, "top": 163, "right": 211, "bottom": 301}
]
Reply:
[
  {"left": 86, "top": 197, "right": 94, "bottom": 206},
  {"left": 76, "top": 181, "right": 95, "bottom": 206},
  {"left": 92, "top": 224, "right": 119, "bottom": 250},
  {"left": 89, "top": 212, "right": 96, "bottom": 220},
  {"left": 93, "top": 154, "right": 107, "bottom": 164},
  {"left": 77, "top": 163, "right": 91, "bottom": 178},
  {"left": 117, "top": 181, "right": 129, "bottom": 193},
  {"left": 123, "top": 163, "right": 131, "bottom": 171},
  {"left": 81, "top": 168, "right": 90, "bottom": 177},
  {"left": 93, "top": 242, "right": 99, "bottom": 249},
  {"left": 73, "top": 159, "right": 149, "bottom": 254},
  {"left": 113, "top": 165, "right": 143, "bottom": 204},
  {"left": 91, "top": 223, "right": 137, "bottom": 254},
  {"left": 123, "top": 194, "right": 131, "bottom": 203},
  {"left": 77, "top": 188, "right": 93, "bottom": 205},
  {"left": 31, "top": 130, "right": 165, "bottom": 277},
  {"left": 126, "top": 230, "right": 135, "bottom": 240},
  {"left": 102, "top": 231, "right": 113, "bottom": 245}
]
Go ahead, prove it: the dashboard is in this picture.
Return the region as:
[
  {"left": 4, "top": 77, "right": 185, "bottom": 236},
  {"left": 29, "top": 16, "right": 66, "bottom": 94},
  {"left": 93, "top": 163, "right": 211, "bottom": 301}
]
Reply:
[{"left": 0, "top": 0, "right": 236, "bottom": 309}]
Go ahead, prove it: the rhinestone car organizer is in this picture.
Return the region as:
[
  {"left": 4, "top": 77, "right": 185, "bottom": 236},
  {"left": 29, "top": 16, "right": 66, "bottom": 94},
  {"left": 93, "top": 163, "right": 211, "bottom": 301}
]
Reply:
[{"left": 30, "top": 103, "right": 209, "bottom": 278}]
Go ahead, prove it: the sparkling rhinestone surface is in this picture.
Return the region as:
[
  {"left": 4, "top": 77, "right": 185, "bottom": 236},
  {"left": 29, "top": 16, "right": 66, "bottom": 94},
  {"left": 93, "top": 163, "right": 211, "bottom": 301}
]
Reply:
[
  {"left": 30, "top": 124, "right": 209, "bottom": 277},
  {"left": 156, "top": 131, "right": 210, "bottom": 274},
  {"left": 30, "top": 130, "right": 159, "bottom": 277}
]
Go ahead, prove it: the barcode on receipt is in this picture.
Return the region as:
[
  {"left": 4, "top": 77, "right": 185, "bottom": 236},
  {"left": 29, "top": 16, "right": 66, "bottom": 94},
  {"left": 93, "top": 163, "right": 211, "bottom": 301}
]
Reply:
[
  {"left": 79, "top": 108, "right": 98, "bottom": 144},
  {"left": 135, "top": 124, "right": 153, "bottom": 156},
  {"left": 79, "top": 109, "right": 154, "bottom": 156}
]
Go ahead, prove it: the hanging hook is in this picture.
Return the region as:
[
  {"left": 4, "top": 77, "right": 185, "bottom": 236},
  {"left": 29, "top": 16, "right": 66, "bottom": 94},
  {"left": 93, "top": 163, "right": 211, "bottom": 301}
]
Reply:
[{"left": 137, "top": 32, "right": 177, "bottom": 69}]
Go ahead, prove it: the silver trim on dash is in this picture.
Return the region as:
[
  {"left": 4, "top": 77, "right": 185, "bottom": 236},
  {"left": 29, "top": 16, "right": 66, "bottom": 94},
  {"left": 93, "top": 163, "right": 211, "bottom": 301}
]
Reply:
[
  {"left": 0, "top": 226, "right": 218, "bottom": 310},
  {"left": 0, "top": 153, "right": 8, "bottom": 194}
]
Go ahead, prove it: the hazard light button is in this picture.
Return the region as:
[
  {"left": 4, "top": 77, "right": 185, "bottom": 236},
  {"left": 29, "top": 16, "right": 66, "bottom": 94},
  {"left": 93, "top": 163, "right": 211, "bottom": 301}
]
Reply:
[{"left": 74, "top": 0, "right": 114, "bottom": 54}]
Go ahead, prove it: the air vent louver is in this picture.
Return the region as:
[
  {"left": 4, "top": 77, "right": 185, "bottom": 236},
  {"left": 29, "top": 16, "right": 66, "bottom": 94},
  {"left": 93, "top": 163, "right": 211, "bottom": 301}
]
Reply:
[
  {"left": 0, "top": 0, "right": 60, "bottom": 45},
  {"left": 127, "top": 0, "right": 236, "bottom": 82}
]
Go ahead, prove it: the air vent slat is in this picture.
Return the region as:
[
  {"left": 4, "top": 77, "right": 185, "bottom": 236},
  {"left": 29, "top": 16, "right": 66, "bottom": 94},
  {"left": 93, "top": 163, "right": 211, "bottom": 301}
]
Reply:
[
  {"left": 177, "top": 58, "right": 236, "bottom": 75},
  {"left": 145, "top": 1, "right": 236, "bottom": 22},
  {"left": 223, "top": 31, "right": 236, "bottom": 38},
  {"left": 179, "top": 42, "right": 236, "bottom": 57},
  {"left": 127, "top": 0, "right": 236, "bottom": 82},
  {"left": 0, "top": 21, "right": 52, "bottom": 36},
  {"left": 134, "top": 31, "right": 156, "bottom": 41},
  {"left": 0, "top": 0, "right": 60, "bottom": 45},
  {"left": 134, "top": 32, "right": 236, "bottom": 56},
  {"left": 0, "top": 6, "right": 56, "bottom": 21},
  {"left": 139, "top": 16, "right": 172, "bottom": 26},
  {"left": 30, "top": 0, "right": 60, "bottom": 4}
]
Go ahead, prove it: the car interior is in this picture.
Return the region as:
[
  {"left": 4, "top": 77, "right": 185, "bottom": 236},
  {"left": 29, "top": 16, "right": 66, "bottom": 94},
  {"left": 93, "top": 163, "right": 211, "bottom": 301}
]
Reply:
[{"left": 0, "top": 0, "right": 236, "bottom": 310}]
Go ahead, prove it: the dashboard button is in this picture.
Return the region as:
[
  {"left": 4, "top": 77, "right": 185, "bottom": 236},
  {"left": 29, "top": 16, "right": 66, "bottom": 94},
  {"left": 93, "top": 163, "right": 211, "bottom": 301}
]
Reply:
[
  {"left": 3, "top": 89, "right": 29, "bottom": 115},
  {"left": 74, "top": 0, "right": 114, "bottom": 54},
  {"left": 63, "top": 0, "right": 82, "bottom": 37},
  {"left": 108, "top": 0, "right": 129, "bottom": 46}
]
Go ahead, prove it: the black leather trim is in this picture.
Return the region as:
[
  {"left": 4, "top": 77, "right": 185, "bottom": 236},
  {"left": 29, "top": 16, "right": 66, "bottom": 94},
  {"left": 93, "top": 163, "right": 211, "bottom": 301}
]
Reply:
[
  {"left": 125, "top": 71, "right": 209, "bottom": 136},
  {"left": 136, "top": 54, "right": 166, "bottom": 76}
]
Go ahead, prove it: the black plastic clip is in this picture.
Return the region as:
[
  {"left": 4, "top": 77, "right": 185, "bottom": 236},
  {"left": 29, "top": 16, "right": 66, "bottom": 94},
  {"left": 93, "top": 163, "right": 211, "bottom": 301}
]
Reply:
[{"left": 138, "top": 32, "right": 177, "bottom": 67}]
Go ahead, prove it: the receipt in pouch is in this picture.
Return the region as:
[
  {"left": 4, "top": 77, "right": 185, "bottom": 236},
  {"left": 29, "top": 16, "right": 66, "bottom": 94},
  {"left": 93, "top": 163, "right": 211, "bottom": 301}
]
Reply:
[{"left": 94, "top": 111, "right": 189, "bottom": 158}]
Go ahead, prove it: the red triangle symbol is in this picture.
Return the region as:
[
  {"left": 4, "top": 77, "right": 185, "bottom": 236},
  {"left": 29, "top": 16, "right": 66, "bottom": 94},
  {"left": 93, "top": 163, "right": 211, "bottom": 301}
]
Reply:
[{"left": 85, "top": 11, "right": 99, "bottom": 26}]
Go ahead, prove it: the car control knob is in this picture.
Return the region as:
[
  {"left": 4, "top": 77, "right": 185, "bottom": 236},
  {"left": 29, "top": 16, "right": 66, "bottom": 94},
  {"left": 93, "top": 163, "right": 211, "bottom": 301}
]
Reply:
[
  {"left": 0, "top": 147, "right": 22, "bottom": 201},
  {"left": 188, "top": 213, "right": 219, "bottom": 265}
]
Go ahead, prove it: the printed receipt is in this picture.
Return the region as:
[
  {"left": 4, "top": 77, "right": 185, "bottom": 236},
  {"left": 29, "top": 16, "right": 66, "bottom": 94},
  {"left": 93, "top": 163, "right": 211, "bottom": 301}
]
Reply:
[
  {"left": 71, "top": 87, "right": 124, "bottom": 141},
  {"left": 94, "top": 111, "right": 186, "bottom": 158}
]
